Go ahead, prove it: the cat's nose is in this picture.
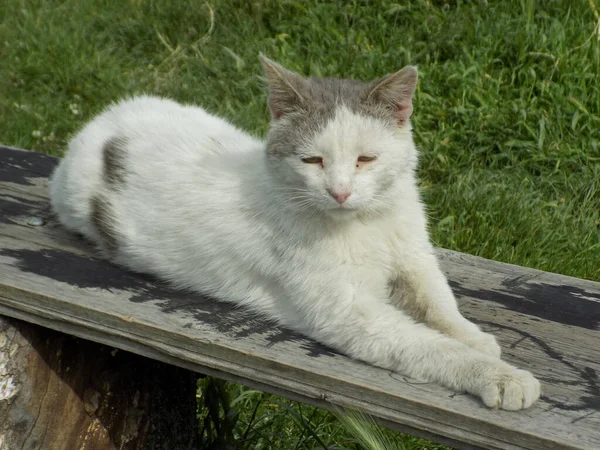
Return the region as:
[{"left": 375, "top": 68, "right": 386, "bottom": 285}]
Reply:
[{"left": 327, "top": 189, "right": 352, "bottom": 204}]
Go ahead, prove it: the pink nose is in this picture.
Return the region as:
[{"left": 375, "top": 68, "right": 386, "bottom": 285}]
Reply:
[{"left": 327, "top": 189, "right": 351, "bottom": 204}]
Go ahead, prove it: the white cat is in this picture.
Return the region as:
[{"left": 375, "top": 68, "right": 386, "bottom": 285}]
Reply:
[{"left": 50, "top": 56, "right": 540, "bottom": 410}]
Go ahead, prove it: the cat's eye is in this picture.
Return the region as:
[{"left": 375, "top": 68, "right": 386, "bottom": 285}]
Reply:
[
  {"left": 301, "top": 156, "right": 323, "bottom": 164},
  {"left": 357, "top": 155, "right": 377, "bottom": 163}
]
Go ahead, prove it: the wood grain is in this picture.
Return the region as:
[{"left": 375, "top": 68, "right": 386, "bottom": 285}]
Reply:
[
  {"left": 1, "top": 145, "right": 599, "bottom": 450},
  {"left": 0, "top": 315, "right": 199, "bottom": 450}
]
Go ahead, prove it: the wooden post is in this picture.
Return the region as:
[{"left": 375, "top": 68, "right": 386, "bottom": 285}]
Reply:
[{"left": 0, "top": 316, "right": 199, "bottom": 450}]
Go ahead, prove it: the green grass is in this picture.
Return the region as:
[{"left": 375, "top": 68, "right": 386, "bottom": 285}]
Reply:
[{"left": 2, "top": 0, "right": 599, "bottom": 448}]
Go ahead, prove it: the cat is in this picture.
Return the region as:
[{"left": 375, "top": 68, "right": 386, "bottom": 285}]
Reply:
[{"left": 50, "top": 55, "right": 540, "bottom": 410}]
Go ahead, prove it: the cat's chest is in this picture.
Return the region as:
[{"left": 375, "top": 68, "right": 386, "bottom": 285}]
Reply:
[
  {"left": 315, "top": 223, "right": 396, "bottom": 282},
  {"left": 329, "top": 233, "right": 389, "bottom": 266},
  {"left": 266, "top": 217, "right": 400, "bottom": 294}
]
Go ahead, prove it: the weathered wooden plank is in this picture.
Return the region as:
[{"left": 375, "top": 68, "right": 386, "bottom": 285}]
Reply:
[
  {"left": 0, "top": 144, "right": 56, "bottom": 200},
  {"left": 1, "top": 145, "right": 599, "bottom": 450}
]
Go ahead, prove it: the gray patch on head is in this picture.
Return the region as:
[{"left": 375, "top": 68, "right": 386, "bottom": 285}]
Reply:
[
  {"left": 266, "top": 77, "right": 396, "bottom": 158},
  {"left": 91, "top": 195, "right": 118, "bottom": 253},
  {"left": 103, "top": 136, "right": 128, "bottom": 186}
]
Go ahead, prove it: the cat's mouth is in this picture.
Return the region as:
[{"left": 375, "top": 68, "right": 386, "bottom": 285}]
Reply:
[{"left": 328, "top": 206, "right": 358, "bottom": 215}]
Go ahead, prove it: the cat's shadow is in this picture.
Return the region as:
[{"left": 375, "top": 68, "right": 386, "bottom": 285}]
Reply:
[{"left": 0, "top": 242, "right": 337, "bottom": 359}]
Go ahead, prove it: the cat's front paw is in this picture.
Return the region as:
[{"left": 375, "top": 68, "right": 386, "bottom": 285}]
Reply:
[
  {"left": 461, "top": 331, "right": 502, "bottom": 358},
  {"left": 479, "top": 366, "right": 541, "bottom": 410}
]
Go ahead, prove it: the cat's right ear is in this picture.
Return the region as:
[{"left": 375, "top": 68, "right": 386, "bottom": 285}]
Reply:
[
  {"left": 260, "top": 55, "right": 306, "bottom": 120},
  {"left": 367, "top": 66, "right": 418, "bottom": 126}
]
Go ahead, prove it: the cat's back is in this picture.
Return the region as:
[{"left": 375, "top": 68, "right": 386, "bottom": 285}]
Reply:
[
  {"left": 94, "top": 96, "right": 258, "bottom": 156},
  {"left": 49, "top": 95, "right": 261, "bottom": 241},
  {"left": 55, "top": 96, "right": 258, "bottom": 168}
]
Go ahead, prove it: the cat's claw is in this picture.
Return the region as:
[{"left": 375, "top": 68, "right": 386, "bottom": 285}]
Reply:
[
  {"left": 461, "top": 331, "right": 502, "bottom": 358},
  {"left": 480, "top": 366, "right": 541, "bottom": 410}
]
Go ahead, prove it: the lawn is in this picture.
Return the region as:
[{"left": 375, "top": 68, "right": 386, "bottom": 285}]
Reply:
[{"left": 1, "top": 0, "right": 599, "bottom": 448}]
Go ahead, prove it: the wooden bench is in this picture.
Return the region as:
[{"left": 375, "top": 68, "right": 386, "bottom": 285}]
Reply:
[{"left": 1, "top": 144, "right": 599, "bottom": 450}]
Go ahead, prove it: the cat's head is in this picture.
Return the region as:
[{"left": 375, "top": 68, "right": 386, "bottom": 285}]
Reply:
[{"left": 261, "top": 56, "right": 419, "bottom": 220}]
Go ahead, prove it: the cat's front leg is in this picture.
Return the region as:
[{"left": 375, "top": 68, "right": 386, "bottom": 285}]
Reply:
[
  {"left": 391, "top": 249, "right": 501, "bottom": 358},
  {"left": 281, "top": 282, "right": 539, "bottom": 410}
]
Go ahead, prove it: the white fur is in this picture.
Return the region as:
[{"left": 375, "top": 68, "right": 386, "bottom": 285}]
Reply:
[{"left": 50, "top": 95, "right": 540, "bottom": 410}]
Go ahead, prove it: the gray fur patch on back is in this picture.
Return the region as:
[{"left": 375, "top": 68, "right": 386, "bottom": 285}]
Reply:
[
  {"left": 103, "top": 136, "right": 128, "bottom": 186},
  {"left": 266, "top": 77, "right": 395, "bottom": 158},
  {"left": 91, "top": 195, "right": 118, "bottom": 252}
]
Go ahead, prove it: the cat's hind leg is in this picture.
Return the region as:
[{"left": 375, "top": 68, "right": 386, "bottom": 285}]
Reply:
[{"left": 50, "top": 123, "right": 127, "bottom": 256}]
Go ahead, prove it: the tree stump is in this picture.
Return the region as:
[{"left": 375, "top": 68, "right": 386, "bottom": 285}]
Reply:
[{"left": 0, "top": 316, "right": 199, "bottom": 450}]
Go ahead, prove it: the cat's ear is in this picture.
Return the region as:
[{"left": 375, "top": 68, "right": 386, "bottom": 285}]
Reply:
[
  {"left": 367, "top": 66, "right": 418, "bottom": 126},
  {"left": 260, "top": 55, "right": 307, "bottom": 120}
]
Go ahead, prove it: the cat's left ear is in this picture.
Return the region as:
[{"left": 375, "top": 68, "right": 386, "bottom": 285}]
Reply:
[
  {"left": 367, "top": 66, "right": 418, "bottom": 126},
  {"left": 259, "top": 54, "right": 307, "bottom": 120}
]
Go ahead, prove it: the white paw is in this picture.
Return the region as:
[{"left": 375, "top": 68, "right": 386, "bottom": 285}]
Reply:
[
  {"left": 480, "top": 366, "right": 541, "bottom": 410},
  {"left": 461, "top": 331, "right": 502, "bottom": 358}
]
